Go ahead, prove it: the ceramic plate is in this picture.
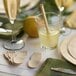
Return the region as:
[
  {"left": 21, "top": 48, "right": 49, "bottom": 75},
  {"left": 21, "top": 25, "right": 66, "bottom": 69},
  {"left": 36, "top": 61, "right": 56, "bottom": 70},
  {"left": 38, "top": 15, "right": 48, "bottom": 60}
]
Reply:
[
  {"left": 0, "top": 21, "right": 23, "bottom": 39},
  {"left": 59, "top": 34, "right": 76, "bottom": 65},
  {"left": 68, "top": 36, "right": 76, "bottom": 60}
]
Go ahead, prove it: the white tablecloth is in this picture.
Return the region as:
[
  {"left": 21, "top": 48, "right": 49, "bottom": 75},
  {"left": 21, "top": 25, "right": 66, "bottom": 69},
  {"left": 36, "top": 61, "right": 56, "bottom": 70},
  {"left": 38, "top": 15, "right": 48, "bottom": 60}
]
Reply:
[{"left": 0, "top": 29, "right": 75, "bottom": 76}]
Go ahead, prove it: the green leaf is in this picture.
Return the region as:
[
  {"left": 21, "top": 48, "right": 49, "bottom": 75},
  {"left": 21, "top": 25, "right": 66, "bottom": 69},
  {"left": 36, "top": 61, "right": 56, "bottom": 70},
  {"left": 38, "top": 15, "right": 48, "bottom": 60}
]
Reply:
[
  {"left": 0, "top": 0, "right": 74, "bottom": 21},
  {"left": 43, "top": 0, "right": 73, "bottom": 16},
  {"left": 17, "top": 0, "right": 73, "bottom": 21},
  {"left": 44, "top": 0, "right": 59, "bottom": 13}
]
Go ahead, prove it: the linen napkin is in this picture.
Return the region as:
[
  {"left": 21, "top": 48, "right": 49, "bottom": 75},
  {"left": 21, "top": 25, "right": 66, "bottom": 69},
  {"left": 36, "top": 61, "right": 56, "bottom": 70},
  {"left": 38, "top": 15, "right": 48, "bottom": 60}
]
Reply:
[{"left": 36, "top": 58, "right": 76, "bottom": 76}]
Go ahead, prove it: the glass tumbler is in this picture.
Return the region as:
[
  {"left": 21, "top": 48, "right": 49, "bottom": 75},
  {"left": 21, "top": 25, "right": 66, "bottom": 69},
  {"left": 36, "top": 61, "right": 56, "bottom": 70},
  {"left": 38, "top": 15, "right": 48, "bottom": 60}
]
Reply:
[{"left": 35, "top": 12, "right": 60, "bottom": 49}]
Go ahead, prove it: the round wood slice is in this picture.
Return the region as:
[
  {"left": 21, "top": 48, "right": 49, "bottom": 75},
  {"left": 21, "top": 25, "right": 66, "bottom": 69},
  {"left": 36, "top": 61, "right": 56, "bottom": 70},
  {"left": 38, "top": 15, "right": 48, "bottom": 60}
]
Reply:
[
  {"left": 3, "top": 51, "right": 15, "bottom": 64},
  {"left": 3, "top": 51, "right": 27, "bottom": 64},
  {"left": 13, "top": 51, "right": 27, "bottom": 64}
]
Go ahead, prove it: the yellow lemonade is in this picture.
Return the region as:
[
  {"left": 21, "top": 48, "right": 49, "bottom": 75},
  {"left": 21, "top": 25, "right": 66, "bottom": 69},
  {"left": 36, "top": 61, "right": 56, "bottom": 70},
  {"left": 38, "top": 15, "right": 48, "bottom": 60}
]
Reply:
[{"left": 39, "top": 28, "right": 60, "bottom": 48}]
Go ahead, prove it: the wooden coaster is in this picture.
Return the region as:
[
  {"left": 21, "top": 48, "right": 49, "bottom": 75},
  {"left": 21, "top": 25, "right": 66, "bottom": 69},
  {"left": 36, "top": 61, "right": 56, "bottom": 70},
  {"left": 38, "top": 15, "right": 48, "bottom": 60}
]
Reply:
[
  {"left": 28, "top": 52, "right": 42, "bottom": 68},
  {"left": 3, "top": 51, "right": 27, "bottom": 65},
  {"left": 4, "top": 51, "right": 15, "bottom": 64},
  {"left": 13, "top": 51, "right": 27, "bottom": 64}
]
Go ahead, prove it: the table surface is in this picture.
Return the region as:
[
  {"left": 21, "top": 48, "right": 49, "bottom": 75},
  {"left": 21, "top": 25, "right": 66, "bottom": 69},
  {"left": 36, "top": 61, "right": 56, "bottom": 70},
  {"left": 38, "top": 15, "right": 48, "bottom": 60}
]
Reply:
[
  {"left": 0, "top": 29, "right": 75, "bottom": 76},
  {"left": 0, "top": 0, "right": 76, "bottom": 76}
]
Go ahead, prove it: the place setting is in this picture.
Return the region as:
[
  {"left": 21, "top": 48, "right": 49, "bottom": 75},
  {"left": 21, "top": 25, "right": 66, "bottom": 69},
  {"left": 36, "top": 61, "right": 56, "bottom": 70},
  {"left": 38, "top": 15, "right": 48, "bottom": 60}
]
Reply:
[
  {"left": 35, "top": 1, "right": 76, "bottom": 76},
  {"left": 0, "top": 0, "right": 76, "bottom": 76},
  {"left": 59, "top": 34, "right": 76, "bottom": 65}
]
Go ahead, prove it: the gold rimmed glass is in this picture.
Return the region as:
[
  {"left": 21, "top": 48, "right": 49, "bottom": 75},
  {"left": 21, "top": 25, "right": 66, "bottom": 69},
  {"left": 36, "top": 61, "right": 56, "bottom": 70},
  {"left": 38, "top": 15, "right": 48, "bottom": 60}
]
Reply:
[
  {"left": 55, "top": 0, "right": 71, "bottom": 35},
  {"left": 3, "top": 0, "right": 25, "bottom": 50}
]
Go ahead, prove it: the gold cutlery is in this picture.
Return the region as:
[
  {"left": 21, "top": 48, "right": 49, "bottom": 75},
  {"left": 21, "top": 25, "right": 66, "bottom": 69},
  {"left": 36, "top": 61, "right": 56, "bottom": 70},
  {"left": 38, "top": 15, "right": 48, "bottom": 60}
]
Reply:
[{"left": 51, "top": 67, "right": 76, "bottom": 75}]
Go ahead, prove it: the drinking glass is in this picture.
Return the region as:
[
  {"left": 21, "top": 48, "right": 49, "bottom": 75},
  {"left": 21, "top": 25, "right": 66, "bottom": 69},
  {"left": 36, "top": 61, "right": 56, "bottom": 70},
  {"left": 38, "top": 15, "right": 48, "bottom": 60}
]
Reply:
[
  {"left": 3, "top": 0, "right": 25, "bottom": 50},
  {"left": 35, "top": 12, "right": 60, "bottom": 49},
  {"left": 55, "top": 0, "right": 71, "bottom": 35}
]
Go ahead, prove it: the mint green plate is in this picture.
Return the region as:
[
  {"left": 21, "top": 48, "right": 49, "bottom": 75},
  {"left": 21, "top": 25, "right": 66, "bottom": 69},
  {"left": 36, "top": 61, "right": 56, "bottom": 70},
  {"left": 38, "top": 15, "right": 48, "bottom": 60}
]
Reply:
[{"left": 0, "top": 20, "right": 24, "bottom": 39}]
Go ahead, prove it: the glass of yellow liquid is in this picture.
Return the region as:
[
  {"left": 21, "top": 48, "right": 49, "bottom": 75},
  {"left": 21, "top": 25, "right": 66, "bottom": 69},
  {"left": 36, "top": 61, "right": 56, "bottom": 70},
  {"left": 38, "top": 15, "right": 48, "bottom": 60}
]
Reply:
[{"left": 36, "top": 12, "right": 60, "bottom": 49}]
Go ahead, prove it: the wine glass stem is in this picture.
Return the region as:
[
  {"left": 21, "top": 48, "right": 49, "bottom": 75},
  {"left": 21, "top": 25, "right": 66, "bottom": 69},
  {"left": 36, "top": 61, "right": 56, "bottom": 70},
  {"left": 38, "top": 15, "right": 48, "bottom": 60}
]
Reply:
[
  {"left": 10, "top": 20, "right": 16, "bottom": 43},
  {"left": 59, "top": 11, "right": 63, "bottom": 26},
  {"left": 60, "top": 11, "right": 62, "bottom": 23}
]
